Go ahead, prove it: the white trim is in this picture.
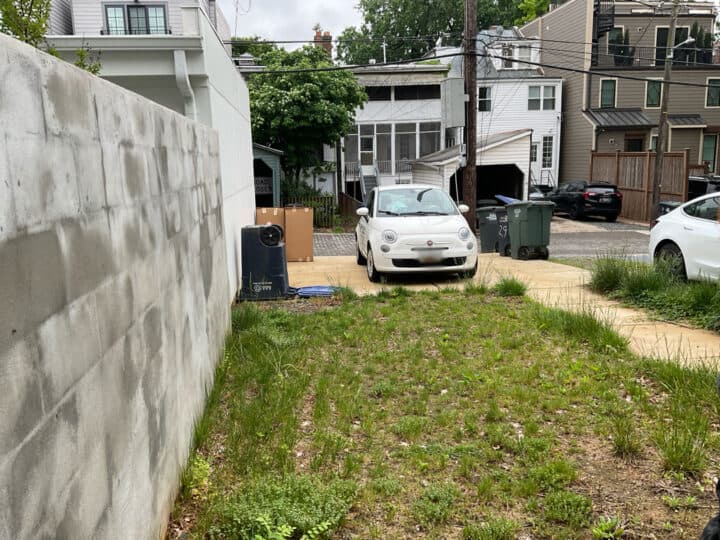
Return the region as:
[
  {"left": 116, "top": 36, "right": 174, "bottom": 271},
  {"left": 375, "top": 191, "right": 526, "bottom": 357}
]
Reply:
[
  {"left": 653, "top": 25, "right": 691, "bottom": 67},
  {"left": 598, "top": 78, "right": 617, "bottom": 108},
  {"left": 705, "top": 76, "right": 720, "bottom": 109},
  {"left": 644, "top": 77, "right": 663, "bottom": 109},
  {"left": 606, "top": 25, "right": 624, "bottom": 54}
]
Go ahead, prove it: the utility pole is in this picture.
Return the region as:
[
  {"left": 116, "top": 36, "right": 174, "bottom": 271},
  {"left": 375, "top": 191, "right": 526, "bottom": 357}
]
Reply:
[
  {"left": 382, "top": 40, "right": 387, "bottom": 64},
  {"left": 463, "top": 0, "right": 478, "bottom": 231},
  {"left": 650, "top": 0, "right": 680, "bottom": 221}
]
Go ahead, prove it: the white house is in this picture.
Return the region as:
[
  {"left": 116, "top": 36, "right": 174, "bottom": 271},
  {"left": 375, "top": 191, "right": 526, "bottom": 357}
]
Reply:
[
  {"left": 341, "top": 63, "right": 456, "bottom": 200},
  {"left": 429, "top": 26, "right": 563, "bottom": 189},
  {"left": 46, "top": 0, "right": 256, "bottom": 298}
]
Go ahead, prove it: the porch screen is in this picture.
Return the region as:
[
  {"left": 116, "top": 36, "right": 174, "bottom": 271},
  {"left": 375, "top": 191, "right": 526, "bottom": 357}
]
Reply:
[
  {"left": 395, "top": 123, "right": 417, "bottom": 161},
  {"left": 419, "top": 122, "right": 441, "bottom": 157}
]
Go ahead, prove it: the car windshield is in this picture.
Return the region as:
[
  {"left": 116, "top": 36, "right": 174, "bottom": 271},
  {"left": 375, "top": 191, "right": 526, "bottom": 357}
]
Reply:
[{"left": 376, "top": 187, "right": 458, "bottom": 216}]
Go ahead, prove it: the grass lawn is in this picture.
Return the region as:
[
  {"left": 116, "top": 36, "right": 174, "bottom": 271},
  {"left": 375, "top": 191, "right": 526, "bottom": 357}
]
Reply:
[
  {"left": 588, "top": 256, "right": 720, "bottom": 334},
  {"left": 168, "top": 285, "right": 720, "bottom": 539}
]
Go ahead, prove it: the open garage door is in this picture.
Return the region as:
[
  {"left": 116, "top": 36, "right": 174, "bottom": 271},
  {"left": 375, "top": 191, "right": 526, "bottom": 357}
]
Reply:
[{"left": 450, "top": 164, "right": 525, "bottom": 205}]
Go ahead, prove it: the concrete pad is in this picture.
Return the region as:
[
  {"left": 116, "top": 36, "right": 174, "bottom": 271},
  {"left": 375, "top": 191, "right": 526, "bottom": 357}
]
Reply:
[{"left": 287, "top": 253, "right": 720, "bottom": 367}]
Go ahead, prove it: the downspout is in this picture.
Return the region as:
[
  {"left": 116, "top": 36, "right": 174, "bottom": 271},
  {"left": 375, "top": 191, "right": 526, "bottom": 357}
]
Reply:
[{"left": 174, "top": 49, "right": 196, "bottom": 120}]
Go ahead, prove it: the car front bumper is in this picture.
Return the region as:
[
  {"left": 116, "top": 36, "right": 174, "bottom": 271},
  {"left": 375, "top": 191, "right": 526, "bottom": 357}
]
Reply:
[{"left": 372, "top": 237, "right": 478, "bottom": 273}]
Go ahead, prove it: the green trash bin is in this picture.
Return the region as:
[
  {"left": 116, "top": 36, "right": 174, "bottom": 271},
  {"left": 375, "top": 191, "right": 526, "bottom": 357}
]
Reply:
[
  {"left": 506, "top": 201, "right": 555, "bottom": 260},
  {"left": 476, "top": 206, "right": 502, "bottom": 253}
]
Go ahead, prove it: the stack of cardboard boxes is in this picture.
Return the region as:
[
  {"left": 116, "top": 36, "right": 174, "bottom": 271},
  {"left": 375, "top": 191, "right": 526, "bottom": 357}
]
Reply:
[{"left": 256, "top": 207, "right": 314, "bottom": 262}]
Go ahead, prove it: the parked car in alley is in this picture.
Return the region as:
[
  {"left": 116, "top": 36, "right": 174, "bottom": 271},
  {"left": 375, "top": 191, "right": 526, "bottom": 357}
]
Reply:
[
  {"left": 649, "top": 192, "right": 720, "bottom": 281},
  {"left": 546, "top": 181, "right": 623, "bottom": 221},
  {"left": 355, "top": 185, "right": 478, "bottom": 282}
]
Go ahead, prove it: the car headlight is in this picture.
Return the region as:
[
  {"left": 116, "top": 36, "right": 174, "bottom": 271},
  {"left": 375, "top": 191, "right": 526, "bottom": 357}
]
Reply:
[
  {"left": 382, "top": 229, "right": 398, "bottom": 243},
  {"left": 458, "top": 227, "right": 471, "bottom": 241}
]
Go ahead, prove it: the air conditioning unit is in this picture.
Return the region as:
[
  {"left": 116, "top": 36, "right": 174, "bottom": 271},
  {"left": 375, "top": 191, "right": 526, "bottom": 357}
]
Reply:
[{"left": 239, "top": 225, "right": 289, "bottom": 300}]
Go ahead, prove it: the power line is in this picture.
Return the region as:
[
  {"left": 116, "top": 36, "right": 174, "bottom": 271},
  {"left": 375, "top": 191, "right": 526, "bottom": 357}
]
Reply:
[{"left": 253, "top": 51, "right": 720, "bottom": 91}]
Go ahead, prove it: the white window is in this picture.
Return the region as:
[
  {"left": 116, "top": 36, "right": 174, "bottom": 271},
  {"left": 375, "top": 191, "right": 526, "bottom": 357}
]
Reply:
[
  {"left": 542, "top": 136, "right": 553, "bottom": 168},
  {"left": 517, "top": 45, "right": 531, "bottom": 67},
  {"left": 530, "top": 143, "right": 538, "bottom": 162},
  {"left": 529, "top": 86, "right": 555, "bottom": 110},
  {"left": 502, "top": 44, "right": 514, "bottom": 68},
  {"left": 419, "top": 122, "right": 441, "bottom": 157},
  {"left": 478, "top": 86, "right": 491, "bottom": 112},
  {"left": 645, "top": 79, "right": 662, "bottom": 108},
  {"left": 600, "top": 79, "right": 616, "bottom": 108},
  {"left": 105, "top": 4, "right": 167, "bottom": 35}
]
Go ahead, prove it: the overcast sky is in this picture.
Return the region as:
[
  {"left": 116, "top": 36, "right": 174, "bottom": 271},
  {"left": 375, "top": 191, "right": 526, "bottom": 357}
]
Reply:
[{"left": 216, "top": 0, "right": 364, "bottom": 48}]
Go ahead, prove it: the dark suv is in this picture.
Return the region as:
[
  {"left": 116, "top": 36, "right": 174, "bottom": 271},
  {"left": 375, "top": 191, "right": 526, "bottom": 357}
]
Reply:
[{"left": 546, "top": 181, "right": 623, "bottom": 221}]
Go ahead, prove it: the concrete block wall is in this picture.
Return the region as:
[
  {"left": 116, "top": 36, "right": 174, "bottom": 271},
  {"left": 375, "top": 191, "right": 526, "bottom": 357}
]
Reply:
[{"left": 0, "top": 36, "right": 230, "bottom": 539}]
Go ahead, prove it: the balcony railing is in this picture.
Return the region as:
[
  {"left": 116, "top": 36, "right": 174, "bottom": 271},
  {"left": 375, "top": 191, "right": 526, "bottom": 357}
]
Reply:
[
  {"left": 376, "top": 160, "right": 393, "bottom": 174},
  {"left": 593, "top": 46, "right": 717, "bottom": 68},
  {"left": 396, "top": 159, "right": 412, "bottom": 173},
  {"left": 100, "top": 28, "right": 173, "bottom": 35},
  {"left": 344, "top": 161, "right": 359, "bottom": 179}
]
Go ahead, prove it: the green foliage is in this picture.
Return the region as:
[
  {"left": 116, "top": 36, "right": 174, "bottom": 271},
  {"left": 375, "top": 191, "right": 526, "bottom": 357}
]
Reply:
[
  {"left": 336, "top": 0, "right": 521, "bottom": 65},
  {"left": 208, "top": 474, "right": 357, "bottom": 539},
  {"left": 654, "top": 401, "right": 708, "bottom": 476},
  {"left": 74, "top": 42, "right": 101, "bottom": 75},
  {"left": 589, "top": 255, "right": 626, "bottom": 293},
  {"left": 528, "top": 460, "right": 577, "bottom": 491},
  {"left": 492, "top": 277, "right": 527, "bottom": 297},
  {"left": 0, "top": 0, "right": 51, "bottom": 47},
  {"left": 591, "top": 516, "right": 626, "bottom": 538},
  {"left": 609, "top": 413, "right": 643, "bottom": 458},
  {"left": 462, "top": 516, "right": 518, "bottom": 539},
  {"left": 231, "top": 35, "right": 277, "bottom": 59},
  {"left": 248, "top": 46, "right": 366, "bottom": 184},
  {"left": 412, "top": 482, "right": 459, "bottom": 526},
  {"left": 543, "top": 490, "right": 592, "bottom": 527},
  {"left": 661, "top": 494, "right": 698, "bottom": 510},
  {"left": 516, "top": 0, "right": 550, "bottom": 25},
  {"left": 181, "top": 454, "right": 211, "bottom": 499}
]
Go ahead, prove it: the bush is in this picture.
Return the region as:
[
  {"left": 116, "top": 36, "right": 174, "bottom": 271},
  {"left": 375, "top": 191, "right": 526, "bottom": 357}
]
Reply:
[
  {"left": 412, "top": 482, "right": 460, "bottom": 526},
  {"left": 208, "top": 474, "right": 357, "bottom": 539}
]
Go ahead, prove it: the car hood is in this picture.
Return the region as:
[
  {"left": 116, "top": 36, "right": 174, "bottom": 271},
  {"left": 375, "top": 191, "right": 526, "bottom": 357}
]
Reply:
[{"left": 372, "top": 214, "right": 468, "bottom": 234}]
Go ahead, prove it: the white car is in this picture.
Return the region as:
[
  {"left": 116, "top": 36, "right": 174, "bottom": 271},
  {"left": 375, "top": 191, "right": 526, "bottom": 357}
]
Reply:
[
  {"left": 649, "top": 192, "right": 720, "bottom": 281},
  {"left": 355, "top": 185, "right": 478, "bottom": 282}
]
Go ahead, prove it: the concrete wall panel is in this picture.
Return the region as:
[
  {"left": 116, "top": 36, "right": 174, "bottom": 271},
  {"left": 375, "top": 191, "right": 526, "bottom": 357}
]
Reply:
[{"left": 0, "top": 35, "right": 230, "bottom": 540}]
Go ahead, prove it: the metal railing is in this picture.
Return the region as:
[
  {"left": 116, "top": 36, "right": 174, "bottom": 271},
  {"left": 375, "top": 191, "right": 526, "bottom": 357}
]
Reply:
[
  {"left": 395, "top": 159, "right": 412, "bottom": 173},
  {"left": 376, "top": 160, "right": 393, "bottom": 174},
  {"left": 344, "top": 161, "right": 359, "bottom": 180},
  {"left": 283, "top": 195, "right": 335, "bottom": 228},
  {"left": 593, "top": 46, "right": 717, "bottom": 68}
]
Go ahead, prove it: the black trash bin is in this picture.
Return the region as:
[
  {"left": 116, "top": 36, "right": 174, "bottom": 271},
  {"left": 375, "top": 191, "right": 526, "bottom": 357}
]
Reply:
[
  {"left": 496, "top": 207, "right": 510, "bottom": 256},
  {"left": 476, "top": 206, "right": 502, "bottom": 253},
  {"left": 658, "top": 201, "right": 682, "bottom": 216}
]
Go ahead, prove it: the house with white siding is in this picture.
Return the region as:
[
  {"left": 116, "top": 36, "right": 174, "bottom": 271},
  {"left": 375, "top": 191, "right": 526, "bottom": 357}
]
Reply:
[
  {"left": 46, "top": 0, "right": 255, "bottom": 298},
  {"left": 428, "top": 27, "right": 563, "bottom": 189}
]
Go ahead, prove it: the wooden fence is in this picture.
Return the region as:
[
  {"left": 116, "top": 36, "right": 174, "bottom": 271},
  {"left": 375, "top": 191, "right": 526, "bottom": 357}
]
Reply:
[
  {"left": 339, "top": 192, "right": 363, "bottom": 221},
  {"left": 283, "top": 195, "right": 335, "bottom": 228},
  {"left": 589, "top": 150, "right": 694, "bottom": 222}
]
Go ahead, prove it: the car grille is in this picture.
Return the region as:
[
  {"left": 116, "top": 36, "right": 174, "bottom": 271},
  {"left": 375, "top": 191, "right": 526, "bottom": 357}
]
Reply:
[{"left": 392, "top": 257, "right": 467, "bottom": 268}]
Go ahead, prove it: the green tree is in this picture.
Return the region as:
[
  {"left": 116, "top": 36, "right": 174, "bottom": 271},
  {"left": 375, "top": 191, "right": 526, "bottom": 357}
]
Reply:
[
  {"left": 516, "top": 0, "right": 550, "bottom": 25},
  {"left": 248, "top": 45, "right": 367, "bottom": 188},
  {"left": 230, "top": 35, "right": 276, "bottom": 59},
  {"left": 0, "top": 0, "right": 52, "bottom": 47},
  {"left": 336, "top": 0, "right": 521, "bottom": 65}
]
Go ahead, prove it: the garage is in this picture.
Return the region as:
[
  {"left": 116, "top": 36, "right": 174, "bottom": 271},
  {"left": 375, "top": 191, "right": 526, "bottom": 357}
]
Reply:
[{"left": 411, "top": 129, "right": 532, "bottom": 205}]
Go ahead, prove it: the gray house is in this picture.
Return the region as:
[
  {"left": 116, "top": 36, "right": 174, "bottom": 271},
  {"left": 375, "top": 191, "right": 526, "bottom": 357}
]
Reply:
[{"left": 521, "top": 0, "right": 720, "bottom": 181}]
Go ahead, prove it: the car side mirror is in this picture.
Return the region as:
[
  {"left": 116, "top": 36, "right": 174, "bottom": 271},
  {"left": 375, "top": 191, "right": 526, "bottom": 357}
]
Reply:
[
  {"left": 356, "top": 207, "right": 369, "bottom": 217},
  {"left": 458, "top": 204, "right": 470, "bottom": 213}
]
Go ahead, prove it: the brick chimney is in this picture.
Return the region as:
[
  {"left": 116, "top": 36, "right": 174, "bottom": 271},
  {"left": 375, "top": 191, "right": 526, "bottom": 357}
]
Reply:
[{"left": 314, "top": 30, "right": 332, "bottom": 56}]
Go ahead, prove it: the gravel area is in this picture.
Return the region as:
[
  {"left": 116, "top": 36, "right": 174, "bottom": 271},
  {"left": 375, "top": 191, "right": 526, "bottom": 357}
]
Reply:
[{"left": 313, "top": 218, "right": 650, "bottom": 258}]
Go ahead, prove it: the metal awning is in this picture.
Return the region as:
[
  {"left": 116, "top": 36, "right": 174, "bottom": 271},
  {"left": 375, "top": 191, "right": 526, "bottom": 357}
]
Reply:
[
  {"left": 667, "top": 114, "right": 706, "bottom": 128},
  {"left": 584, "top": 108, "right": 655, "bottom": 129}
]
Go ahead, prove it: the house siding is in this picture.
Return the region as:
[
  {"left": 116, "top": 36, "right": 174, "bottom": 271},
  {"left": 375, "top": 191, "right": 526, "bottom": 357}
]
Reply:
[
  {"left": 71, "top": 0, "right": 203, "bottom": 35},
  {"left": 49, "top": 0, "right": 74, "bottom": 34},
  {"left": 671, "top": 128, "right": 702, "bottom": 164},
  {"left": 521, "top": 0, "right": 594, "bottom": 182},
  {"left": 479, "top": 135, "right": 532, "bottom": 197},
  {"left": 606, "top": 14, "right": 715, "bottom": 53}
]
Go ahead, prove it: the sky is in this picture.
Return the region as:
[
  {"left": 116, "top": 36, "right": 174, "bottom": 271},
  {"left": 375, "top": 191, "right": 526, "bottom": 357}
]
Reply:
[{"left": 216, "top": 0, "right": 364, "bottom": 48}]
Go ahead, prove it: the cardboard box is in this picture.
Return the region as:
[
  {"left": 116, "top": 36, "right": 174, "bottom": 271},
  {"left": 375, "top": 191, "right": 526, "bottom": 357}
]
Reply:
[
  {"left": 256, "top": 207, "right": 285, "bottom": 231},
  {"left": 284, "top": 207, "right": 314, "bottom": 262}
]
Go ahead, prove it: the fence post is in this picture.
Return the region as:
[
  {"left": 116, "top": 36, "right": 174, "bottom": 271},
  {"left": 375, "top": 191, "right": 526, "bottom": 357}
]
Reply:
[
  {"left": 589, "top": 151, "right": 594, "bottom": 181},
  {"left": 614, "top": 150, "right": 621, "bottom": 187},
  {"left": 644, "top": 151, "right": 652, "bottom": 222},
  {"left": 683, "top": 148, "right": 690, "bottom": 200}
]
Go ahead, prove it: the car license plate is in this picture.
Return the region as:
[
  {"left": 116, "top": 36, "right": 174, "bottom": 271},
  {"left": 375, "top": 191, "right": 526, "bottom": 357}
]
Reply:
[
  {"left": 600, "top": 196, "right": 612, "bottom": 203},
  {"left": 419, "top": 252, "right": 442, "bottom": 263}
]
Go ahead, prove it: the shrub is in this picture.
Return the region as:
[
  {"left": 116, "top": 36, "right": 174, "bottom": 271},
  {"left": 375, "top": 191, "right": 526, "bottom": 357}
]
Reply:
[
  {"left": 412, "top": 482, "right": 459, "bottom": 526},
  {"left": 493, "top": 277, "right": 527, "bottom": 297}
]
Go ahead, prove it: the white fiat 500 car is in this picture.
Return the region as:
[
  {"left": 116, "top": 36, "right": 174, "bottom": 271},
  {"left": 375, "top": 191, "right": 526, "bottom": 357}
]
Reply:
[
  {"left": 649, "top": 192, "right": 720, "bottom": 281},
  {"left": 355, "top": 185, "right": 478, "bottom": 282}
]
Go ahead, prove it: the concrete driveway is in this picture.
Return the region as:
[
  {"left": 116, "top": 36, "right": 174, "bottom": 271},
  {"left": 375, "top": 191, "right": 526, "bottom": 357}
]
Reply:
[
  {"left": 315, "top": 217, "right": 650, "bottom": 259},
  {"left": 288, "top": 254, "right": 720, "bottom": 366}
]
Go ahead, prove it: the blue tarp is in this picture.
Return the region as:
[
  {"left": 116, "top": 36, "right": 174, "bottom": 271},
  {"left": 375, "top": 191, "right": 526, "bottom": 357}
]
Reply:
[
  {"left": 495, "top": 194, "right": 521, "bottom": 205},
  {"left": 287, "top": 285, "right": 338, "bottom": 298}
]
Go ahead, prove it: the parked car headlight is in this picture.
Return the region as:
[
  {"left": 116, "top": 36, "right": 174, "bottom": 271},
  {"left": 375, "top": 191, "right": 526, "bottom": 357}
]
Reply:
[
  {"left": 458, "top": 227, "right": 471, "bottom": 241},
  {"left": 382, "top": 229, "right": 398, "bottom": 243}
]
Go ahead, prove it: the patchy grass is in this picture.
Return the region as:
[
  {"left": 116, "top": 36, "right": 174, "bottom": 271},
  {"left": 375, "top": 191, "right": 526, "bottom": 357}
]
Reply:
[
  {"left": 168, "top": 289, "right": 720, "bottom": 539},
  {"left": 588, "top": 257, "right": 720, "bottom": 333}
]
